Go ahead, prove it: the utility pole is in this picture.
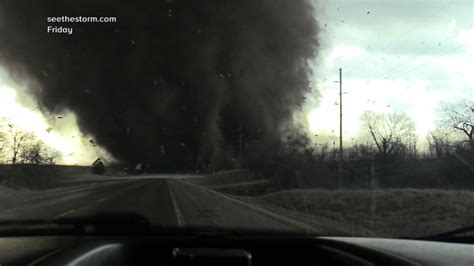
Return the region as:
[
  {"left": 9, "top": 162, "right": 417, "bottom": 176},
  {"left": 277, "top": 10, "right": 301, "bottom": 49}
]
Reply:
[{"left": 338, "top": 68, "right": 344, "bottom": 188}]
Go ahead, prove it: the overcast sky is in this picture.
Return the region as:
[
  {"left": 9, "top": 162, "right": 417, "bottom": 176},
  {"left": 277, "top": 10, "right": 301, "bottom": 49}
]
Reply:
[{"left": 306, "top": 0, "right": 473, "bottom": 140}]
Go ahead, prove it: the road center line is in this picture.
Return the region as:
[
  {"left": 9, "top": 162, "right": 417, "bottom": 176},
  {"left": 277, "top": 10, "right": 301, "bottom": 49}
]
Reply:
[
  {"left": 56, "top": 209, "right": 75, "bottom": 218},
  {"left": 167, "top": 180, "right": 184, "bottom": 227}
]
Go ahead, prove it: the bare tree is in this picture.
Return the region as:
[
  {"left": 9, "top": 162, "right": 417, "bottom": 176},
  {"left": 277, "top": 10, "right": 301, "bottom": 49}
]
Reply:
[
  {"left": 427, "top": 127, "right": 456, "bottom": 159},
  {"left": 439, "top": 100, "right": 474, "bottom": 152},
  {"left": 0, "top": 121, "right": 58, "bottom": 165},
  {"left": 19, "top": 140, "right": 59, "bottom": 165},
  {"left": 361, "top": 111, "right": 417, "bottom": 161},
  {"left": 6, "top": 124, "right": 35, "bottom": 164}
]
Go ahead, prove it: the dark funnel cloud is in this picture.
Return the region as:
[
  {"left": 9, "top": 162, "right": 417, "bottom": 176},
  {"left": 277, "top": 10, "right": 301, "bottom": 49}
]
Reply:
[{"left": 0, "top": 0, "right": 319, "bottom": 171}]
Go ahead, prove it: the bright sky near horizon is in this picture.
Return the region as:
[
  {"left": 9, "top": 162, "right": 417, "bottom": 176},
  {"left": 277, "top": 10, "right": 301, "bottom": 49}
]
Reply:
[
  {"left": 306, "top": 0, "right": 474, "bottom": 140},
  {"left": 0, "top": 70, "right": 102, "bottom": 165}
]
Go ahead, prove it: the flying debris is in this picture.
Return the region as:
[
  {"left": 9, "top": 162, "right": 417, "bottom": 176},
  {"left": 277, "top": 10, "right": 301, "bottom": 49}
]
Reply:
[
  {"left": 83, "top": 89, "right": 91, "bottom": 94},
  {"left": 57, "top": 116, "right": 63, "bottom": 119},
  {"left": 46, "top": 127, "right": 52, "bottom": 133}
]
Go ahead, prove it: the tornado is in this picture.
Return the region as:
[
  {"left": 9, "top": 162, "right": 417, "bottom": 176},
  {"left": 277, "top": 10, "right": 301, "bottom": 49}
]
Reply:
[{"left": 0, "top": 0, "right": 319, "bottom": 171}]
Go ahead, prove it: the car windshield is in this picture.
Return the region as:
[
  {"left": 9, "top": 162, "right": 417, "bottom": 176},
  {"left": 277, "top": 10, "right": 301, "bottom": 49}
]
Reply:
[{"left": 0, "top": 0, "right": 472, "bottom": 238}]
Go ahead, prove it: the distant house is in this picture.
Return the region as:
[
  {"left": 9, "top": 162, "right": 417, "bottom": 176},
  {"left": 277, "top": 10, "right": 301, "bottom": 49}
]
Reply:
[{"left": 92, "top": 158, "right": 105, "bottom": 175}]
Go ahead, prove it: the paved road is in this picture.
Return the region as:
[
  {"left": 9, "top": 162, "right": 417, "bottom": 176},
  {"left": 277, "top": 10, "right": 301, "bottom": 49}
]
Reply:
[{"left": 0, "top": 176, "right": 311, "bottom": 233}]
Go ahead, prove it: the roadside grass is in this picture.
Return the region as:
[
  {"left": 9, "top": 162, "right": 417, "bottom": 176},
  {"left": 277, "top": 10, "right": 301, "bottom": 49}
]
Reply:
[
  {"left": 236, "top": 189, "right": 474, "bottom": 237},
  {"left": 189, "top": 170, "right": 265, "bottom": 186},
  {"left": 188, "top": 170, "right": 279, "bottom": 196},
  {"left": 0, "top": 164, "right": 92, "bottom": 189}
]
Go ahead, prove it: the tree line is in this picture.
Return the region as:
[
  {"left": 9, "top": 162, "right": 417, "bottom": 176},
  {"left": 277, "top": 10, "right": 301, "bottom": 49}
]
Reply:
[
  {"left": 0, "top": 118, "right": 58, "bottom": 165},
  {"left": 244, "top": 99, "right": 474, "bottom": 189}
]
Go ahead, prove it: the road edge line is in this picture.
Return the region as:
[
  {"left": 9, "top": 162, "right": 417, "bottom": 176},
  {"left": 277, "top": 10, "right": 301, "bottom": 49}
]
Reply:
[
  {"left": 174, "top": 179, "right": 314, "bottom": 232},
  {"left": 167, "top": 180, "right": 185, "bottom": 227}
]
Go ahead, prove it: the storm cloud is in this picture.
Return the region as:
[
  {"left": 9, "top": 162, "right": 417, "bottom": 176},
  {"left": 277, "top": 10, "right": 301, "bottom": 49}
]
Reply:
[{"left": 0, "top": 0, "right": 319, "bottom": 170}]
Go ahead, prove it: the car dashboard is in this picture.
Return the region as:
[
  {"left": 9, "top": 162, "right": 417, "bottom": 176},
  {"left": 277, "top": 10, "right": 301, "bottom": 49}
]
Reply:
[{"left": 1, "top": 234, "right": 474, "bottom": 265}]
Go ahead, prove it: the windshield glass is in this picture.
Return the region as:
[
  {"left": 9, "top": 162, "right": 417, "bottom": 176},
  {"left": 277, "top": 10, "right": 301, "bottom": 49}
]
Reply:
[{"left": 0, "top": 0, "right": 472, "bottom": 238}]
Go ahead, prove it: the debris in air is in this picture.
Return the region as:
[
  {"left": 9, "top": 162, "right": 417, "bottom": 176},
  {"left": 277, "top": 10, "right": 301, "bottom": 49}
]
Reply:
[
  {"left": 46, "top": 127, "right": 52, "bottom": 133},
  {"left": 83, "top": 89, "right": 91, "bottom": 94},
  {"left": 367, "top": 11, "right": 370, "bottom": 14},
  {"left": 57, "top": 116, "right": 63, "bottom": 119}
]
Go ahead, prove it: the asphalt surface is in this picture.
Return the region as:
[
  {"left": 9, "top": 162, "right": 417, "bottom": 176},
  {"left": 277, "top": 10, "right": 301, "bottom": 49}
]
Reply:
[{"left": 0, "top": 176, "right": 309, "bottom": 232}]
